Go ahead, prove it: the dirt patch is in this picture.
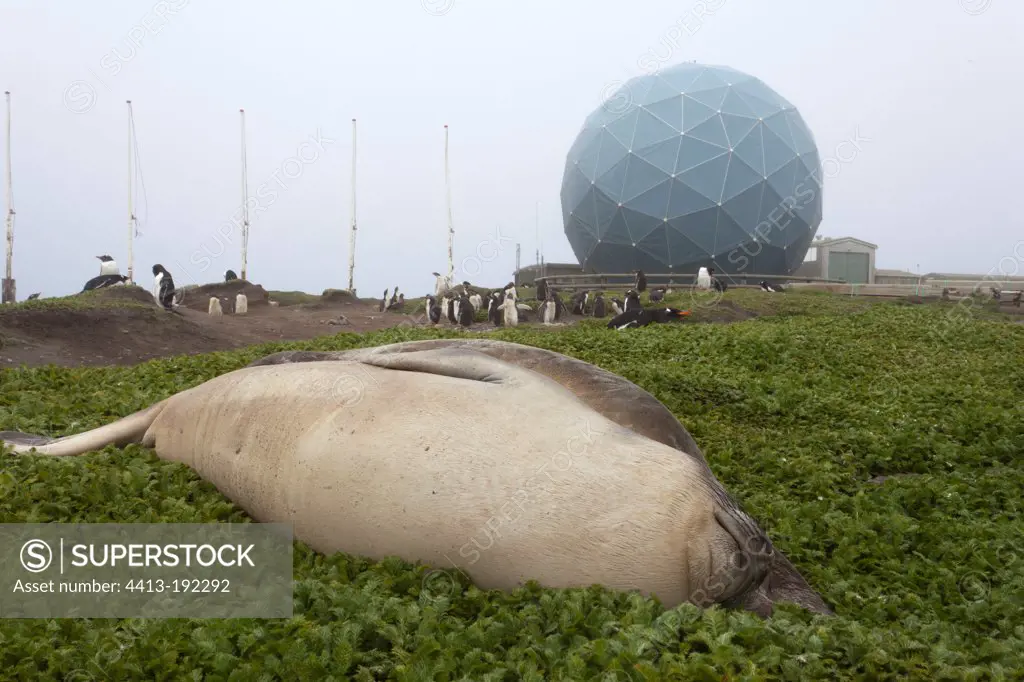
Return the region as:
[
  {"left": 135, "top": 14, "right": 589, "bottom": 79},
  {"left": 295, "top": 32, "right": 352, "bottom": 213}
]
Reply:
[
  {"left": 0, "top": 289, "right": 437, "bottom": 369},
  {"left": 179, "top": 281, "right": 270, "bottom": 313}
]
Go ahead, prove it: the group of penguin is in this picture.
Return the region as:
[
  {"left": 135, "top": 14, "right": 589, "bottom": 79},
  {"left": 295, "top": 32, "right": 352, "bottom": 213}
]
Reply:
[
  {"left": 80, "top": 255, "right": 242, "bottom": 312},
  {"left": 378, "top": 287, "right": 405, "bottom": 312},
  {"left": 424, "top": 280, "right": 528, "bottom": 328}
]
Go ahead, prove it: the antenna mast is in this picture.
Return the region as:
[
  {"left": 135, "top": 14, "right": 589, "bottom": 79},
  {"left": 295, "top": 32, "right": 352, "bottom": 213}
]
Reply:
[
  {"left": 2, "top": 91, "right": 14, "bottom": 303},
  {"left": 126, "top": 100, "right": 136, "bottom": 284},
  {"left": 347, "top": 118, "right": 357, "bottom": 293},
  {"left": 239, "top": 108, "right": 250, "bottom": 280},
  {"left": 535, "top": 201, "right": 539, "bottom": 266},
  {"left": 444, "top": 124, "right": 454, "bottom": 283}
]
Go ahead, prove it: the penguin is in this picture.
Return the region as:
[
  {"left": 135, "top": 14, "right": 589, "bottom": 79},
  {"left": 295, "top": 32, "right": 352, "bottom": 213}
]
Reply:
[
  {"left": 224, "top": 269, "right": 238, "bottom": 282},
  {"left": 759, "top": 281, "right": 772, "bottom": 292},
  {"left": 504, "top": 282, "right": 518, "bottom": 302},
  {"left": 432, "top": 272, "right": 452, "bottom": 298},
  {"left": 395, "top": 293, "right": 405, "bottom": 309},
  {"left": 441, "top": 295, "right": 455, "bottom": 324},
  {"left": 487, "top": 292, "right": 503, "bottom": 326},
  {"left": 610, "top": 297, "right": 624, "bottom": 316},
  {"left": 990, "top": 287, "right": 1001, "bottom": 300},
  {"left": 388, "top": 287, "right": 400, "bottom": 310},
  {"left": 552, "top": 290, "right": 568, "bottom": 320},
  {"left": 634, "top": 270, "right": 648, "bottom": 293},
  {"left": 713, "top": 278, "right": 727, "bottom": 293},
  {"left": 540, "top": 292, "right": 556, "bottom": 324},
  {"left": 208, "top": 297, "right": 223, "bottom": 316},
  {"left": 501, "top": 291, "right": 519, "bottom": 327},
  {"left": 151, "top": 264, "right": 177, "bottom": 311},
  {"left": 235, "top": 293, "right": 248, "bottom": 315},
  {"left": 571, "top": 290, "right": 589, "bottom": 315},
  {"left": 1013, "top": 291, "right": 1022, "bottom": 308},
  {"left": 379, "top": 288, "right": 389, "bottom": 312},
  {"left": 457, "top": 293, "right": 475, "bottom": 327},
  {"left": 649, "top": 288, "right": 665, "bottom": 303},
  {"left": 515, "top": 302, "right": 533, "bottom": 321},
  {"left": 696, "top": 267, "right": 711, "bottom": 290},
  {"left": 26, "top": 293, "right": 40, "bottom": 301},
  {"left": 96, "top": 255, "right": 120, "bottom": 277},
  {"left": 624, "top": 289, "right": 642, "bottom": 313},
  {"left": 592, "top": 292, "right": 606, "bottom": 318},
  {"left": 760, "top": 280, "right": 784, "bottom": 293},
  {"left": 82, "top": 274, "right": 128, "bottom": 292},
  {"left": 426, "top": 295, "right": 442, "bottom": 325},
  {"left": 607, "top": 306, "right": 691, "bottom": 330},
  {"left": 469, "top": 290, "right": 483, "bottom": 311},
  {"left": 535, "top": 278, "right": 548, "bottom": 301}
]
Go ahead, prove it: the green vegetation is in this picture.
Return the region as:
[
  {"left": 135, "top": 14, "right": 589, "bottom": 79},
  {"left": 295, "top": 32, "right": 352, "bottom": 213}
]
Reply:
[{"left": 0, "top": 292, "right": 1022, "bottom": 680}]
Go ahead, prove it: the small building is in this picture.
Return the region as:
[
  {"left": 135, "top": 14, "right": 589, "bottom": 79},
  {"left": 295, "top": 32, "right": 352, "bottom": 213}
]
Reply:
[
  {"left": 514, "top": 263, "right": 584, "bottom": 287},
  {"left": 874, "top": 269, "right": 920, "bottom": 285},
  {"left": 797, "top": 236, "right": 877, "bottom": 284}
]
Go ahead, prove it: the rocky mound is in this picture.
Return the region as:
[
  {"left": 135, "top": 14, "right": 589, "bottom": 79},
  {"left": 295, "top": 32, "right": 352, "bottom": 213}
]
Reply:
[{"left": 179, "top": 281, "right": 270, "bottom": 312}]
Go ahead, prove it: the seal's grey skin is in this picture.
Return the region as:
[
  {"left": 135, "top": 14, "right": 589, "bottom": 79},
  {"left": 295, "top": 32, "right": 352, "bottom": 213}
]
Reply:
[
  {"left": 1, "top": 346, "right": 781, "bottom": 614},
  {"left": 248, "top": 339, "right": 833, "bottom": 617}
]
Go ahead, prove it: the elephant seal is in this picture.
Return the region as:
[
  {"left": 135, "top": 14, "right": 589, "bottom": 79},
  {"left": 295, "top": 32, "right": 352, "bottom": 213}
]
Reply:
[
  {"left": 248, "top": 339, "right": 833, "bottom": 617},
  {"left": 2, "top": 346, "right": 775, "bottom": 613}
]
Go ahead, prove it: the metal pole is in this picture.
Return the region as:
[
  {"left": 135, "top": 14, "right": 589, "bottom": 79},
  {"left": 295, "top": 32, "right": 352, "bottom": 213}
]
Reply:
[
  {"left": 347, "top": 118, "right": 357, "bottom": 294},
  {"left": 2, "top": 90, "right": 14, "bottom": 303},
  {"left": 126, "top": 100, "right": 135, "bottom": 285},
  {"left": 535, "top": 201, "right": 539, "bottom": 266},
  {"left": 444, "top": 124, "right": 454, "bottom": 283},
  {"left": 239, "top": 108, "right": 250, "bottom": 281}
]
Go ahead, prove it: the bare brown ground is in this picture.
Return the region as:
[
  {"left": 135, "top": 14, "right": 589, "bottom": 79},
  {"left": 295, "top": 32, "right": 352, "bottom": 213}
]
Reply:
[{"left": 0, "top": 286, "right": 438, "bottom": 369}]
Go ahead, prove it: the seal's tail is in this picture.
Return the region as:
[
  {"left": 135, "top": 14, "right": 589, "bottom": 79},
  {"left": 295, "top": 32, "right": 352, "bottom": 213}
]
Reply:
[{"left": 0, "top": 402, "right": 166, "bottom": 456}]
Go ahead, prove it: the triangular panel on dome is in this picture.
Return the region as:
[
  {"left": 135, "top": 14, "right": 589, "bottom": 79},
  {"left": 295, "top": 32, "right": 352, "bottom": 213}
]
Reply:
[
  {"left": 639, "top": 75, "right": 683, "bottom": 106},
  {"left": 678, "top": 151, "right": 730, "bottom": 203},
  {"left": 687, "top": 116, "right": 730, "bottom": 149},
  {"left": 604, "top": 108, "right": 641, "bottom": 149},
  {"left": 595, "top": 155, "right": 631, "bottom": 203},
  {"left": 733, "top": 87, "right": 781, "bottom": 119},
  {"left": 708, "top": 65, "right": 754, "bottom": 84},
  {"left": 688, "top": 67, "right": 729, "bottom": 93},
  {"left": 720, "top": 112, "right": 759, "bottom": 148},
  {"left": 784, "top": 109, "right": 818, "bottom": 156},
  {"left": 736, "top": 77, "right": 789, "bottom": 111},
  {"left": 721, "top": 180, "right": 765, "bottom": 233},
  {"left": 625, "top": 178, "right": 672, "bottom": 219},
  {"left": 682, "top": 95, "right": 718, "bottom": 133},
  {"left": 665, "top": 220, "right": 708, "bottom": 265},
  {"left": 791, "top": 175, "right": 821, "bottom": 229},
  {"left": 658, "top": 65, "right": 703, "bottom": 94},
  {"left": 783, "top": 225, "right": 815, "bottom": 270},
  {"left": 721, "top": 154, "right": 765, "bottom": 201},
  {"left": 636, "top": 136, "right": 681, "bottom": 176},
  {"left": 763, "top": 111, "right": 797, "bottom": 153},
  {"left": 567, "top": 126, "right": 602, "bottom": 164},
  {"left": 777, "top": 213, "right": 811, "bottom": 248},
  {"left": 668, "top": 207, "right": 718, "bottom": 258},
  {"left": 574, "top": 143, "right": 601, "bottom": 180},
  {"left": 765, "top": 157, "right": 800, "bottom": 204},
  {"left": 709, "top": 211, "right": 750, "bottom": 255},
  {"left": 753, "top": 182, "right": 786, "bottom": 245},
  {"left": 561, "top": 164, "right": 594, "bottom": 209},
  {"left": 586, "top": 241, "right": 633, "bottom": 273},
  {"left": 644, "top": 95, "right": 684, "bottom": 132},
  {"left": 591, "top": 185, "right": 619, "bottom": 236},
  {"left": 761, "top": 123, "right": 797, "bottom": 177},
  {"left": 594, "top": 129, "right": 630, "bottom": 179},
  {"left": 621, "top": 155, "right": 672, "bottom": 204},
  {"left": 600, "top": 206, "right": 635, "bottom": 244},
  {"left": 732, "top": 124, "right": 765, "bottom": 176},
  {"left": 675, "top": 135, "right": 729, "bottom": 174},
  {"left": 565, "top": 215, "right": 600, "bottom": 263},
  {"left": 719, "top": 88, "right": 755, "bottom": 118},
  {"left": 748, "top": 242, "right": 786, "bottom": 274},
  {"left": 797, "top": 151, "right": 822, "bottom": 190},
  {"left": 622, "top": 206, "right": 664, "bottom": 242},
  {"left": 623, "top": 77, "right": 654, "bottom": 107},
  {"left": 666, "top": 177, "right": 717, "bottom": 218},
  {"left": 632, "top": 107, "right": 681, "bottom": 151},
  {"left": 636, "top": 227, "right": 671, "bottom": 271},
  {"left": 688, "top": 85, "right": 729, "bottom": 111}
]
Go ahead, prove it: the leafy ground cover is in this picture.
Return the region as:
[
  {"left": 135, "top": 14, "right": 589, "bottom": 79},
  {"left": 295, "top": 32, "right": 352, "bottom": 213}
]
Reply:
[{"left": 0, "top": 292, "right": 1021, "bottom": 680}]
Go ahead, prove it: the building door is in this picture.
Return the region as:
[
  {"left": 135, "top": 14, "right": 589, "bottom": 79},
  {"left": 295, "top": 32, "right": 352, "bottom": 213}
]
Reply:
[{"left": 828, "top": 251, "right": 870, "bottom": 283}]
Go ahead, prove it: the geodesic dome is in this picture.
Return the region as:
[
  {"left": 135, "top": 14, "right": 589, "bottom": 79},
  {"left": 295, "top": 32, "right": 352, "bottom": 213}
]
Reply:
[{"left": 560, "top": 62, "right": 823, "bottom": 276}]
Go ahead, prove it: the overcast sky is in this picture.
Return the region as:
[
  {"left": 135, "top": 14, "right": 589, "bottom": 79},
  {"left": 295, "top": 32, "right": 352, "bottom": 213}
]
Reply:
[{"left": 0, "top": 0, "right": 1020, "bottom": 299}]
